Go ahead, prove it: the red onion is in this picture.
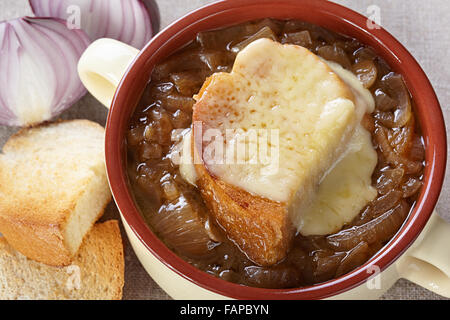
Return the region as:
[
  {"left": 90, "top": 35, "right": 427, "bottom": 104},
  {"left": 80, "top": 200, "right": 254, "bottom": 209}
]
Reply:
[
  {"left": 0, "top": 17, "right": 90, "bottom": 126},
  {"left": 29, "top": 0, "right": 159, "bottom": 49}
]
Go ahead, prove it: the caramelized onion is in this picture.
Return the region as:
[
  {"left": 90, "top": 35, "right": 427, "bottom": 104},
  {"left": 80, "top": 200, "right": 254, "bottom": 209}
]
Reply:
[
  {"left": 374, "top": 111, "right": 397, "bottom": 128},
  {"left": 231, "top": 26, "right": 277, "bottom": 53},
  {"left": 197, "top": 19, "right": 280, "bottom": 51},
  {"left": 127, "top": 126, "right": 145, "bottom": 146},
  {"left": 153, "top": 50, "right": 232, "bottom": 80},
  {"left": 312, "top": 251, "right": 345, "bottom": 283},
  {"left": 152, "top": 50, "right": 213, "bottom": 80},
  {"left": 198, "top": 25, "right": 251, "bottom": 50},
  {"left": 374, "top": 126, "right": 422, "bottom": 174},
  {"left": 409, "top": 135, "right": 425, "bottom": 162},
  {"left": 317, "top": 44, "right": 352, "bottom": 69},
  {"left": 283, "top": 20, "right": 336, "bottom": 43},
  {"left": 327, "top": 201, "right": 409, "bottom": 250},
  {"left": 242, "top": 265, "right": 301, "bottom": 289},
  {"left": 170, "top": 72, "right": 204, "bottom": 96},
  {"left": 376, "top": 168, "right": 405, "bottom": 194},
  {"left": 136, "top": 174, "right": 162, "bottom": 206},
  {"left": 361, "top": 113, "right": 375, "bottom": 132},
  {"left": 375, "top": 89, "right": 397, "bottom": 111},
  {"left": 307, "top": 244, "right": 369, "bottom": 283},
  {"left": 139, "top": 141, "right": 162, "bottom": 161},
  {"left": 371, "top": 190, "right": 403, "bottom": 214},
  {"left": 352, "top": 60, "right": 378, "bottom": 88},
  {"left": 150, "top": 195, "right": 213, "bottom": 257},
  {"left": 160, "top": 176, "right": 180, "bottom": 201},
  {"left": 200, "top": 51, "right": 233, "bottom": 72},
  {"left": 171, "top": 110, "right": 191, "bottom": 129},
  {"left": 204, "top": 217, "right": 225, "bottom": 243},
  {"left": 146, "top": 107, "right": 173, "bottom": 145},
  {"left": 335, "top": 241, "right": 369, "bottom": 277},
  {"left": 353, "top": 190, "right": 403, "bottom": 226},
  {"left": 376, "top": 72, "right": 412, "bottom": 127},
  {"left": 353, "top": 47, "right": 377, "bottom": 62},
  {"left": 389, "top": 120, "right": 414, "bottom": 155},
  {"left": 402, "top": 177, "right": 423, "bottom": 198},
  {"left": 159, "top": 94, "right": 195, "bottom": 114},
  {"left": 282, "top": 30, "right": 312, "bottom": 48}
]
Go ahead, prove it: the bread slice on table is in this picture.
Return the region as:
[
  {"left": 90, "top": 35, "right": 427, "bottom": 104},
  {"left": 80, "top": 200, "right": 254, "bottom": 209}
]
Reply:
[
  {"left": 0, "top": 220, "right": 124, "bottom": 300},
  {"left": 192, "top": 39, "right": 358, "bottom": 266},
  {"left": 0, "top": 120, "right": 111, "bottom": 266}
]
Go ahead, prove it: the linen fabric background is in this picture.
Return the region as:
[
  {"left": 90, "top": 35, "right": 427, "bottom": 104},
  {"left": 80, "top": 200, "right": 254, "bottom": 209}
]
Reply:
[{"left": 0, "top": 0, "right": 448, "bottom": 300}]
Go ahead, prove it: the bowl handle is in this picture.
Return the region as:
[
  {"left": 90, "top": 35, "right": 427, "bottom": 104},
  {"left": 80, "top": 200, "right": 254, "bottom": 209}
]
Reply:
[
  {"left": 77, "top": 38, "right": 140, "bottom": 108},
  {"left": 395, "top": 211, "right": 450, "bottom": 298}
]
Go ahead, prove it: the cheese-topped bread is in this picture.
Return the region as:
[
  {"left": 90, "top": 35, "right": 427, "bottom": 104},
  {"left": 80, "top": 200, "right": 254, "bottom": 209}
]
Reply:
[
  {"left": 192, "top": 39, "right": 363, "bottom": 265},
  {"left": 177, "top": 63, "right": 377, "bottom": 237}
]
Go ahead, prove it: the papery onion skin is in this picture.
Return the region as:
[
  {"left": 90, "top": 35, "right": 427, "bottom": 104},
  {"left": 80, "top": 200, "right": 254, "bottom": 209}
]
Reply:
[
  {"left": 29, "top": 0, "right": 159, "bottom": 49},
  {"left": 0, "top": 17, "right": 90, "bottom": 127}
]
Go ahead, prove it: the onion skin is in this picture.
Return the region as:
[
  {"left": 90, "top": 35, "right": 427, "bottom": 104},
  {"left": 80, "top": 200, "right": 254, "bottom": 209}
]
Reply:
[
  {"left": 29, "top": 0, "right": 159, "bottom": 49},
  {"left": 0, "top": 17, "right": 90, "bottom": 127}
]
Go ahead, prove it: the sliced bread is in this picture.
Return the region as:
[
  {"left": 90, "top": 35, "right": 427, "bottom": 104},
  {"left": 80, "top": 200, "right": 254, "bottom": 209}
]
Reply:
[
  {"left": 0, "top": 220, "right": 124, "bottom": 300},
  {"left": 0, "top": 120, "right": 111, "bottom": 266}
]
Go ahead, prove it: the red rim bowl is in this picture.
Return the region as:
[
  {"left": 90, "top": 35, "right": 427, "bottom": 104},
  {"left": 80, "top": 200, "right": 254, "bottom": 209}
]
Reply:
[{"left": 105, "top": 0, "right": 447, "bottom": 299}]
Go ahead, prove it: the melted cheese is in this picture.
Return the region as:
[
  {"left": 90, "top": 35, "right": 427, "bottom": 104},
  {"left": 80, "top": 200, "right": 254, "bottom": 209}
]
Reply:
[
  {"left": 295, "top": 60, "right": 377, "bottom": 236},
  {"left": 168, "top": 128, "right": 197, "bottom": 186},
  {"left": 178, "top": 128, "right": 197, "bottom": 186},
  {"left": 297, "top": 125, "right": 377, "bottom": 235}
]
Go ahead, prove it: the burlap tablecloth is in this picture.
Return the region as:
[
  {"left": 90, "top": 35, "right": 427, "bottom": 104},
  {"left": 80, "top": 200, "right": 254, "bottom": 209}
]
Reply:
[{"left": 0, "top": 0, "right": 448, "bottom": 300}]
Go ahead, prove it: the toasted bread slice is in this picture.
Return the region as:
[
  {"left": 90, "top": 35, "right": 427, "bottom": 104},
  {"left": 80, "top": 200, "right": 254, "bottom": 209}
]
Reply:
[
  {"left": 0, "top": 220, "right": 124, "bottom": 300},
  {"left": 192, "top": 39, "right": 358, "bottom": 265},
  {"left": 0, "top": 120, "right": 111, "bottom": 266}
]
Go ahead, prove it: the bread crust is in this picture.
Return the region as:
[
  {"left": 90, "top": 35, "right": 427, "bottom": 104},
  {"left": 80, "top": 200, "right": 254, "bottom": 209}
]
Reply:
[
  {"left": 75, "top": 220, "right": 124, "bottom": 300},
  {"left": 0, "top": 200, "right": 108, "bottom": 266},
  {"left": 194, "top": 156, "right": 294, "bottom": 266}
]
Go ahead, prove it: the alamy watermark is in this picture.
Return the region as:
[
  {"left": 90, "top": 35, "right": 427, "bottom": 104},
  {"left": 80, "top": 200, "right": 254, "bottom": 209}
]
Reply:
[
  {"left": 170, "top": 121, "right": 280, "bottom": 175},
  {"left": 66, "top": 5, "right": 82, "bottom": 30},
  {"left": 366, "top": 264, "right": 382, "bottom": 290},
  {"left": 366, "top": 4, "right": 382, "bottom": 30}
]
